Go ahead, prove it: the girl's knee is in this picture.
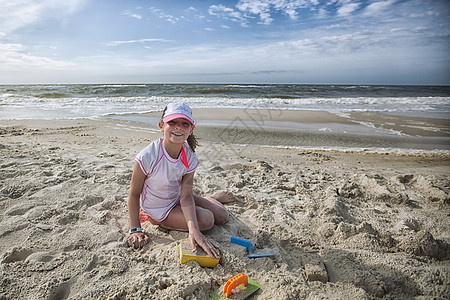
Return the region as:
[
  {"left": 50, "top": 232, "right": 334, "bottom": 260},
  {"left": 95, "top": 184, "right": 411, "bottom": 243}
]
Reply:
[
  {"left": 214, "top": 208, "right": 229, "bottom": 225},
  {"left": 197, "top": 209, "right": 215, "bottom": 231}
]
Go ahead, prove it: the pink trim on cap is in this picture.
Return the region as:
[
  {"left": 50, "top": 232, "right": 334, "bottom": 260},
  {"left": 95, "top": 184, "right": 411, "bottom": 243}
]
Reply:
[{"left": 163, "top": 113, "right": 195, "bottom": 126}]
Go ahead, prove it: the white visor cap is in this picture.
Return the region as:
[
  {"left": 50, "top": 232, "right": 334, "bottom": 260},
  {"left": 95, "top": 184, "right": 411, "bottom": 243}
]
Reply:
[{"left": 162, "top": 102, "right": 195, "bottom": 127}]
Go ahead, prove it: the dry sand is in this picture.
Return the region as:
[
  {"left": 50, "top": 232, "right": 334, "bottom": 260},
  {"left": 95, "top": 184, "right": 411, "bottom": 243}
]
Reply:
[{"left": 0, "top": 117, "right": 449, "bottom": 299}]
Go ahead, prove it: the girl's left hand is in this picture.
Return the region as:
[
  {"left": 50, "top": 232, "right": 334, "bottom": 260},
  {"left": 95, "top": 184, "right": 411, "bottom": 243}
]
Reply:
[{"left": 189, "top": 230, "right": 220, "bottom": 259}]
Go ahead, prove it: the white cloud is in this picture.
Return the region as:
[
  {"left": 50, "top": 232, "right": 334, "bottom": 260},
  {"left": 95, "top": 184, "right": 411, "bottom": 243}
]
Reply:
[
  {"left": 149, "top": 7, "right": 161, "bottom": 13},
  {"left": 0, "top": 0, "right": 85, "bottom": 76},
  {"left": 158, "top": 13, "right": 179, "bottom": 24},
  {"left": 210, "top": 0, "right": 324, "bottom": 25},
  {"left": 0, "top": 0, "right": 87, "bottom": 34},
  {"left": 237, "top": 0, "right": 320, "bottom": 23},
  {"left": 105, "top": 39, "right": 172, "bottom": 47},
  {"left": 148, "top": 7, "right": 179, "bottom": 24},
  {"left": 363, "top": 0, "right": 396, "bottom": 15},
  {"left": 0, "top": 42, "right": 74, "bottom": 70},
  {"left": 208, "top": 4, "right": 246, "bottom": 24},
  {"left": 236, "top": 1, "right": 272, "bottom": 24},
  {"left": 123, "top": 10, "right": 142, "bottom": 19},
  {"left": 410, "top": 10, "right": 439, "bottom": 18},
  {"left": 337, "top": 2, "right": 361, "bottom": 17}
]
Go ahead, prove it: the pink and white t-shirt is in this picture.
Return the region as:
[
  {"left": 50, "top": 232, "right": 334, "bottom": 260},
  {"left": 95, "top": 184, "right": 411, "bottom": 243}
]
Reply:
[{"left": 135, "top": 138, "right": 199, "bottom": 221}]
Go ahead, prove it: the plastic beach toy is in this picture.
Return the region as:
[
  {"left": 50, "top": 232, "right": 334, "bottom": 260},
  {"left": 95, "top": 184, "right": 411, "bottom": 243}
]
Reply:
[
  {"left": 230, "top": 236, "right": 273, "bottom": 258},
  {"left": 179, "top": 241, "right": 220, "bottom": 268},
  {"left": 209, "top": 273, "right": 261, "bottom": 299},
  {"left": 224, "top": 273, "right": 248, "bottom": 297}
]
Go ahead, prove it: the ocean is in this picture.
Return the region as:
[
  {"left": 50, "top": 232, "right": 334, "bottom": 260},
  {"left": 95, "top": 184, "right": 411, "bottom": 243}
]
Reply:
[
  {"left": 1, "top": 84, "right": 449, "bottom": 120},
  {"left": 1, "top": 84, "right": 449, "bottom": 153}
]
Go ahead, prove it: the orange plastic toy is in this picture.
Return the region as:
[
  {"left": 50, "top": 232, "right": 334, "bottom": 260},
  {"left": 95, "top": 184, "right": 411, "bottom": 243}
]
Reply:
[
  {"left": 224, "top": 273, "right": 248, "bottom": 297},
  {"left": 209, "top": 273, "right": 260, "bottom": 299}
]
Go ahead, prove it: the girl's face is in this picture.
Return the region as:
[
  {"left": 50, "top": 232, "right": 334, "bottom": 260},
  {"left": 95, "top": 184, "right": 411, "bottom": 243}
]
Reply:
[{"left": 159, "top": 118, "right": 193, "bottom": 145}]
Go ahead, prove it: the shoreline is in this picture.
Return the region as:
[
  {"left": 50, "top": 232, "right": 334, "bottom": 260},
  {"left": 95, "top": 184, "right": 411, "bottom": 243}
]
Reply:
[{"left": 1, "top": 110, "right": 449, "bottom": 154}]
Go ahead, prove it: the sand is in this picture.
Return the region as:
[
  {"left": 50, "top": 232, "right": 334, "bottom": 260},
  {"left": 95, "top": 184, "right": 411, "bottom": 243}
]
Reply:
[{"left": 0, "top": 116, "right": 449, "bottom": 299}]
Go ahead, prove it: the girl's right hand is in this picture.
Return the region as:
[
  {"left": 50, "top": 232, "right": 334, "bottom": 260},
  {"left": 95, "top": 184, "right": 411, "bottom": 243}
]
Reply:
[{"left": 127, "top": 232, "right": 149, "bottom": 249}]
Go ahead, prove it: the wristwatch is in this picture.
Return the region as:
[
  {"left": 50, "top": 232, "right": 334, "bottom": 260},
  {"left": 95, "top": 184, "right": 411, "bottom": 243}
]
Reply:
[{"left": 129, "top": 227, "right": 143, "bottom": 234}]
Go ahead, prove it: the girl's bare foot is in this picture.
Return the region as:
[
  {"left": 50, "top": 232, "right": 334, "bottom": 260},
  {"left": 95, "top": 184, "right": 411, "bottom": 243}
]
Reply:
[{"left": 209, "top": 190, "right": 236, "bottom": 204}]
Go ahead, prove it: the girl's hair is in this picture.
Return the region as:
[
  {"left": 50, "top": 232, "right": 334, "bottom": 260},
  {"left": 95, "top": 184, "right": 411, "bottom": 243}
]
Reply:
[{"left": 161, "top": 106, "right": 199, "bottom": 152}]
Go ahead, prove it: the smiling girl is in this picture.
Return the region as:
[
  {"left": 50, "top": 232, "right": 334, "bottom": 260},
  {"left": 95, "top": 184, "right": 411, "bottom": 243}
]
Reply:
[{"left": 127, "top": 103, "right": 234, "bottom": 258}]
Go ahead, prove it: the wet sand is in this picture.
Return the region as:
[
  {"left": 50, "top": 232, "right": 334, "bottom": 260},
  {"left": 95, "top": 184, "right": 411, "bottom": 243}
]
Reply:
[{"left": 113, "top": 108, "right": 450, "bottom": 152}]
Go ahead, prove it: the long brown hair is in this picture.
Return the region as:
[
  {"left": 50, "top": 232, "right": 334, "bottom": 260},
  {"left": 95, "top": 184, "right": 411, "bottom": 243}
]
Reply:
[{"left": 161, "top": 106, "right": 199, "bottom": 152}]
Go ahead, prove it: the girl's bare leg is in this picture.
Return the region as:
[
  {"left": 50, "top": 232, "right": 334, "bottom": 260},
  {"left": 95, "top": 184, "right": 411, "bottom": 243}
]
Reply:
[
  {"left": 148, "top": 205, "right": 215, "bottom": 231},
  {"left": 148, "top": 191, "right": 234, "bottom": 230},
  {"left": 194, "top": 191, "right": 235, "bottom": 225}
]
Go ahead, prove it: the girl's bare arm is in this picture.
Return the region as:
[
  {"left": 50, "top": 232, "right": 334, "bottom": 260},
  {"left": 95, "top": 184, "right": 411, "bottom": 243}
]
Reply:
[
  {"left": 127, "top": 161, "right": 149, "bottom": 248},
  {"left": 180, "top": 172, "right": 220, "bottom": 259}
]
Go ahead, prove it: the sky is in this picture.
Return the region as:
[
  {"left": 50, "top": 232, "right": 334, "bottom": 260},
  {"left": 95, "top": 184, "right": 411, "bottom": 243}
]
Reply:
[{"left": 0, "top": 0, "right": 449, "bottom": 85}]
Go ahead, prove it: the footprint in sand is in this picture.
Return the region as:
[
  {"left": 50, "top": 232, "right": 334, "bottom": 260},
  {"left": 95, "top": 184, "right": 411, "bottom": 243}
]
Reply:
[
  {"left": 47, "top": 280, "right": 74, "bottom": 300},
  {"left": 1, "top": 184, "right": 29, "bottom": 199},
  {"left": 1, "top": 247, "right": 33, "bottom": 263},
  {"left": 25, "top": 251, "right": 58, "bottom": 263},
  {"left": 69, "top": 195, "right": 104, "bottom": 210}
]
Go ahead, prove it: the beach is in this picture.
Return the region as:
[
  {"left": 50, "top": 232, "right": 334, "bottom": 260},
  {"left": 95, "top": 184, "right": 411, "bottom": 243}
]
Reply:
[{"left": 1, "top": 110, "right": 449, "bottom": 299}]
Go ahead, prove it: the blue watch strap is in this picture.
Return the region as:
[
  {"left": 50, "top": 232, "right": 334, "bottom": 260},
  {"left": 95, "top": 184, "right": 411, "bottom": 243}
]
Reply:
[{"left": 129, "top": 227, "right": 143, "bottom": 234}]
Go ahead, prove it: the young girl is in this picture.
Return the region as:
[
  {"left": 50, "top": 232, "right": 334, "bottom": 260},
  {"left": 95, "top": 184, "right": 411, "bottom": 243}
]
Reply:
[{"left": 127, "top": 102, "right": 234, "bottom": 259}]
